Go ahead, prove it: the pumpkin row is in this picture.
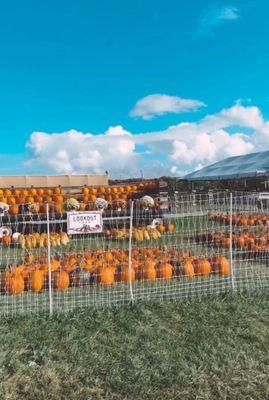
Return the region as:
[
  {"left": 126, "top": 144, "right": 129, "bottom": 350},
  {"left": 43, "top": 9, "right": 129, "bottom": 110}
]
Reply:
[
  {"left": 1, "top": 247, "right": 230, "bottom": 295},
  {"left": 208, "top": 212, "right": 269, "bottom": 227},
  {"left": 207, "top": 231, "right": 269, "bottom": 253},
  {"left": 105, "top": 224, "right": 175, "bottom": 241},
  {"left": 1, "top": 232, "right": 70, "bottom": 248}
]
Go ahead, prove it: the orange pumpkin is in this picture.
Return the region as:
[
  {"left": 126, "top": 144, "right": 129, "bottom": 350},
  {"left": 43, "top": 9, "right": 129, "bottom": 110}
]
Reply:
[
  {"left": 0, "top": 196, "right": 7, "bottom": 204},
  {"left": 156, "top": 262, "right": 173, "bottom": 279},
  {"left": 118, "top": 265, "right": 135, "bottom": 282},
  {"left": 142, "top": 261, "right": 156, "bottom": 280},
  {"left": 37, "top": 188, "right": 45, "bottom": 196},
  {"left": 50, "top": 259, "right": 60, "bottom": 272},
  {"left": 54, "top": 186, "right": 62, "bottom": 195},
  {"left": 2, "top": 235, "right": 11, "bottom": 246},
  {"left": 30, "top": 270, "right": 44, "bottom": 292},
  {"left": 26, "top": 196, "right": 35, "bottom": 204},
  {"left": 197, "top": 258, "right": 211, "bottom": 277},
  {"left": 54, "top": 203, "right": 63, "bottom": 213},
  {"left": 98, "top": 266, "right": 115, "bottom": 285},
  {"left": 183, "top": 261, "right": 195, "bottom": 278},
  {"left": 157, "top": 224, "right": 166, "bottom": 233},
  {"left": 17, "top": 196, "right": 26, "bottom": 205},
  {"left": 21, "top": 189, "right": 29, "bottom": 197},
  {"left": 235, "top": 235, "right": 245, "bottom": 249},
  {"left": 222, "top": 237, "right": 231, "bottom": 248},
  {"left": 52, "top": 194, "right": 64, "bottom": 203},
  {"left": 54, "top": 270, "right": 69, "bottom": 290},
  {"left": 82, "top": 186, "right": 90, "bottom": 195},
  {"left": 4, "top": 189, "right": 12, "bottom": 197},
  {"left": 9, "top": 204, "right": 19, "bottom": 215},
  {"left": 167, "top": 224, "right": 175, "bottom": 232},
  {"left": 7, "top": 196, "right": 16, "bottom": 205},
  {"left": 103, "top": 252, "right": 113, "bottom": 263},
  {"left": 46, "top": 189, "right": 53, "bottom": 196},
  {"left": 7, "top": 272, "right": 24, "bottom": 294},
  {"left": 215, "top": 256, "right": 230, "bottom": 276},
  {"left": 29, "top": 187, "right": 37, "bottom": 196}
]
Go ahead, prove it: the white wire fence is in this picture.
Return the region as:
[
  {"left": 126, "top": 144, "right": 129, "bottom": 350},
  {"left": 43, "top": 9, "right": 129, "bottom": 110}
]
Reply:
[{"left": 0, "top": 191, "right": 268, "bottom": 315}]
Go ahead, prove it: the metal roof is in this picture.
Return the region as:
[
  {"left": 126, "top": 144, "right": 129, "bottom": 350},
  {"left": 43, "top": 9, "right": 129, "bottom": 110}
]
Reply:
[{"left": 185, "top": 151, "right": 269, "bottom": 181}]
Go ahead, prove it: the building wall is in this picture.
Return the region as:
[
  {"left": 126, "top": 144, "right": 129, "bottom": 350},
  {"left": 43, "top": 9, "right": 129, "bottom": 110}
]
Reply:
[{"left": 0, "top": 175, "right": 108, "bottom": 188}]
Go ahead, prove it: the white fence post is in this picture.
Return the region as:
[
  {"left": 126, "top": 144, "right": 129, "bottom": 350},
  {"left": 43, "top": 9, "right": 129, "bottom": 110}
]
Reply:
[
  {"left": 46, "top": 203, "right": 53, "bottom": 315},
  {"left": 128, "top": 201, "right": 134, "bottom": 303},
  {"left": 229, "top": 192, "right": 235, "bottom": 291}
]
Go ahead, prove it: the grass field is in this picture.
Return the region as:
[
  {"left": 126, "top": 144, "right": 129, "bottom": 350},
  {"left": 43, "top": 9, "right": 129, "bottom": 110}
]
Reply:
[{"left": 0, "top": 293, "right": 269, "bottom": 400}]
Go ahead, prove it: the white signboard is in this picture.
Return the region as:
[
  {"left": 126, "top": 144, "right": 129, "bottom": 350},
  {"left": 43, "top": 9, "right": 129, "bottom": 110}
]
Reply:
[{"left": 67, "top": 211, "right": 103, "bottom": 235}]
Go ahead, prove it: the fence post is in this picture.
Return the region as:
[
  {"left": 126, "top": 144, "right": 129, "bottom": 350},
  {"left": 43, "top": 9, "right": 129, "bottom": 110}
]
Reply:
[
  {"left": 46, "top": 203, "right": 53, "bottom": 315},
  {"left": 229, "top": 192, "right": 235, "bottom": 291},
  {"left": 128, "top": 201, "right": 134, "bottom": 303}
]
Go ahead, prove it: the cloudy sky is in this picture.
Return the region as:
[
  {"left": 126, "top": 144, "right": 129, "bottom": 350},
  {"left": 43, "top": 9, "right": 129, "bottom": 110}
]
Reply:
[{"left": 0, "top": 0, "right": 268, "bottom": 178}]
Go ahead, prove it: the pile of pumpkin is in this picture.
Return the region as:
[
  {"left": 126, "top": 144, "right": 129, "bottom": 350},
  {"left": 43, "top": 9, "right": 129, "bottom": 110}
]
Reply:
[
  {"left": 208, "top": 212, "right": 269, "bottom": 227},
  {"left": 81, "top": 181, "right": 157, "bottom": 203},
  {"left": 1, "top": 232, "right": 70, "bottom": 248},
  {"left": 208, "top": 230, "right": 269, "bottom": 253},
  {"left": 0, "top": 186, "right": 64, "bottom": 207},
  {"left": 105, "top": 224, "right": 175, "bottom": 242},
  {"left": 1, "top": 247, "right": 230, "bottom": 295}
]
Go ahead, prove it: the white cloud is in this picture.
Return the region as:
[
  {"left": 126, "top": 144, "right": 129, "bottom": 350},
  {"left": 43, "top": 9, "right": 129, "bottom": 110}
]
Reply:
[
  {"left": 25, "top": 104, "right": 269, "bottom": 178},
  {"left": 198, "top": 6, "right": 239, "bottom": 36},
  {"left": 129, "top": 94, "right": 206, "bottom": 120}
]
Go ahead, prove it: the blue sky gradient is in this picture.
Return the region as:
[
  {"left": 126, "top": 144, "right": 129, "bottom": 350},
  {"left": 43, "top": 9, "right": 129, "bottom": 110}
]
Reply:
[{"left": 0, "top": 0, "right": 268, "bottom": 176}]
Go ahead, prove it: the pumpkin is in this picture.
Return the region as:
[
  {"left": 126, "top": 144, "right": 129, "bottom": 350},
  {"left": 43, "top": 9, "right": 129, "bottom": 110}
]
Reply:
[
  {"left": 2, "top": 235, "right": 11, "bottom": 246},
  {"left": 7, "top": 196, "right": 16, "bottom": 205},
  {"left": 167, "top": 224, "right": 175, "bottom": 232},
  {"left": 142, "top": 261, "right": 156, "bottom": 280},
  {"left": 26, "top": 196, "right": 35, "bottom": 204},
  {"left": 157, "top": 224, "right": 166, "bottom": 233},
  {"left": 80, "top": 258, "right": 94, "bottom": 273},
  {"left": 37, "top": 188, "right": 45, "bottom": 196},
  {"left": 82, "top": 186, "right": 90, "bottom": 195},
  {"left": 118, "top": 264, "right": 135, "bottom": 282},
  {"left": 197, "top": 258, "right": 211, "bottom": 277},
  {"left": 54, "top": 186, "right": 62, "bottom": 195},
  {"left": 0, "top": 196, "right": 7, "bottom": 204},
  {"left": 21, "top": 189, "right": 29, "bottom": 197},
  {"left": 46, "top": 189, "right": 53, "bottom": 196},
  {"left": 54, "top": 270, "right": 69, "bottom": 290},
  {"left": 44, "top": 195, "right": 53, "bottom": 203},
  {"left": 17, "top": 195, "right": 26, "bottom": 204},
  {"left": 7, "top": 272, "right": 24, "bottom": 295},
  {"left": 9, "top": 204, "right": 19, "bottom": 215},
  {"left": 53, "top": 194, "right": 64, "bottom": 203},
  {"left": 54, "top": 203, "right": 63, "bottom": 214},
  {"left": 235, "top": 235, "right": 245, "bottom": 249},
  {"left": 183, "top": 261, "right": 195, "bottom": 278},
  {"left": 29, "top": 187, "right": 37, "bottom": 196},
  {"left": 103, "top": 252, "right": 113, "bottom": 263},
  {"left": 98, "top": 266, "right": 115, "bottom": 285},
  {"left": 222, "top": 237, "right": 231, "bottom": 248},
  {"left": 215, "top": 256, "right": 230, "bottom": 276},
  {"left": 30, "top": 270, "right": 44, "bottom": 292},
  {"left": 156, "top": 262, "right": 173, "bottom": 279},
  {"left": 50, "top": 259, "right": 60, "bottom": 272},
  {"left": 4, "top": 189, "right": 12, "bottom": 197}
]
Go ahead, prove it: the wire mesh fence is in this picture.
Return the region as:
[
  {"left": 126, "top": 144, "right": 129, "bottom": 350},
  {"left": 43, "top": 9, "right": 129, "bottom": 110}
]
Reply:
[{"left": 0, "top": 191, "right": 268, "bottom": 315}]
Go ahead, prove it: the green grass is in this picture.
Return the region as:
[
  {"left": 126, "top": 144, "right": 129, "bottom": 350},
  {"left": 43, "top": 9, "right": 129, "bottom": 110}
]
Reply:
[{"left": 0, "top": 293, "right": 269, "bottom": 400}]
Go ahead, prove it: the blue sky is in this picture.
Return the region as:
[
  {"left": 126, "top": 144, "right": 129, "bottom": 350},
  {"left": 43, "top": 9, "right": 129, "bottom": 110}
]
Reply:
[{"left": 0, "top": 0, "right": 269, "bottom": 177}]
